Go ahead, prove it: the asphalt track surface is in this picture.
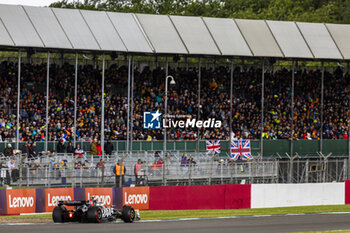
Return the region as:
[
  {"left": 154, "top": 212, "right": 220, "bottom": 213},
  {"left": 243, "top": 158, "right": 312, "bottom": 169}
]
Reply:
[{"left": 2, "top": 213, "right": 350, "bottom": 233}]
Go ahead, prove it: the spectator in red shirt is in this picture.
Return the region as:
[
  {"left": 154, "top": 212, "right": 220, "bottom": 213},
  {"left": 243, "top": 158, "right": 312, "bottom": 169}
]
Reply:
[
  {"left": 74, "top": 144, "right": 84, "bottom": 157},
  {"left": 96, "top": 140, "right": 102, "bottom": 156}
]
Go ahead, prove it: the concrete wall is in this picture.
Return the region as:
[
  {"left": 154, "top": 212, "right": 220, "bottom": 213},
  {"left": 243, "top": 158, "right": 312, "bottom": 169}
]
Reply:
[{"left": 251, "top": 183, "right": 345, "bottom": 208}]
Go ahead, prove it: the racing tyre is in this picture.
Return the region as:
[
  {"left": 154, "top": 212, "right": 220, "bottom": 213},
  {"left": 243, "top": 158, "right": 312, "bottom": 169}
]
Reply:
[
  {"left": 121, "top": 205, "right": 135, "bottom": 223},
  {"left": 87, "top": 206, "right": 103, "bottom": 223},
  {"left": 52, "top": 206, "right": 66, "bottom": 223}
]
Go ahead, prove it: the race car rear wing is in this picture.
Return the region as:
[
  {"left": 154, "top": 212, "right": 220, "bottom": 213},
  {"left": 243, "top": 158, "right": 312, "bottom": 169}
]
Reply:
[{"left": 58, "top": 200, "right": 90, "bottom": 206}]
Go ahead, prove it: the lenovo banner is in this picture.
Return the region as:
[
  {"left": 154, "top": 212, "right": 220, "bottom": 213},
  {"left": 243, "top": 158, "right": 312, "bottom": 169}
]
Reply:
[
  {"left": 123, "top": 187, "right": 149, "bottom": 210},
  {"left": 45, "top": 188, "right": 74, "bottom": 212},
  {"left": 85, "top": 188, "right": 113, "bottom": 206},
  {"left": 6, "top": 189, "right": 36, "bottom": 215}
]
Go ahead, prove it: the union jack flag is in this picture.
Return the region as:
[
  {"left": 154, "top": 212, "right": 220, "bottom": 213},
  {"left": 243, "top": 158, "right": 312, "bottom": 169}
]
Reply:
[
  {"left": 206, "top": 140, "right": 221, "bottom": 154},
  {"left": 231, "top": 140, "right": 253, "bottom": 161}
]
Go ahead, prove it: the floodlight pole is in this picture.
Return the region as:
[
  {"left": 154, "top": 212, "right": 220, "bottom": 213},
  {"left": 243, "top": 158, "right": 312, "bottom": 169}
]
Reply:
[
  {"left": 166, "top": 57, "right": 169, "bottom": 76},
  {"left": 320, "top": 61, "right": 324, "bottom": 153},
  {"left": 45, "top": 51, "right": 50, "bottom": 154},
  {"left": 126, "top": 56, "right": 131, "bottom": 154},
  {"left": 348, "top": 79, "right": 350, "bottom": 179},
  {"left": 74, "top": 53, "right": 78, "bottom": 147},
  {"left": 163, "top": 57, "right": 169, "bottom": 186},
  {"left": 16, "top": 50, "right": 21, "bottom": 150},
  {"left": 229, "top": 59, "right": 233, "bottom": 142},
  {"left": 197, "top": 58, "right": 201, "bottom": 153},
  {"left": 348, "top": 60, "right": 350, "bottom": 174},
  {"left": 345, "top": 62, "right": 350, "bottom": 179},
  {"left": 59, "top": 52, "right": 64, "bottom": 68},
  {"left": 291, "top": 61, "right": 295, "bottom": 157},
  {"left": 101, "top": 54, "right": 105, "bottom": 159},
  {"left": 130, "top": 56, "right": 134, "bottom": 153},
  {"left": 260, "top": 59, "right": 265, "bottom": 157},
  {"left": 164, "top": 74, "right": 174, "bottom": 186}
]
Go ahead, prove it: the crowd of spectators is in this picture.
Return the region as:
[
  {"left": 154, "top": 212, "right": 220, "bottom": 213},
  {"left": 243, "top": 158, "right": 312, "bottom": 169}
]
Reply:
[{"left": 0, "top": 60, "right": 349, "bottom": 144}]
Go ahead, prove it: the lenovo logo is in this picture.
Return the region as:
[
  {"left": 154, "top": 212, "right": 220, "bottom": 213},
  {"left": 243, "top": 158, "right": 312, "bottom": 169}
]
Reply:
[
  {"left": 8, "top": 195, "right": 34, "bottom": 208},
  {"left": 123, "top": 187, "right": 149, "bottom": 210},
  {"left": 87, "top": 193, "right": 111, "bottom": 206},
  {"left": 124, "top": 192, "right": 148, "bottom": 205},
  {"left": 48, "top": 193, "right": 72, "bottom": 207}
]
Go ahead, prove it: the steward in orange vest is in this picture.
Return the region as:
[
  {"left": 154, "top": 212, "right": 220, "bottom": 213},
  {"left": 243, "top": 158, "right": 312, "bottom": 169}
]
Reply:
[{"left": 113, "top": 161, "right": 126, "bottom": 187}]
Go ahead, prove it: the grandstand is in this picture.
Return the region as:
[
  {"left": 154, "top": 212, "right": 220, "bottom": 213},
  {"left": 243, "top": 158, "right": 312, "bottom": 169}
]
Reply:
[{"left": 0, "top": 3, "right": 350, "bottom": 187}]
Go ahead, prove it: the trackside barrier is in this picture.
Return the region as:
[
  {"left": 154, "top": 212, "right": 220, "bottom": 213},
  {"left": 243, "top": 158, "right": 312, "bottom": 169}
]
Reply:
[
  {"left": 251, "top": 183, "right": 345, "bottom": 208},
  {"left": 2, "top": 182, "right": 350, "bottom": 215},
  {"left": 345, "top": 180, "right": 350, "bottom": 204},
  {"left": 0, "top": 185, "right": 250, "bottom": 215},
  {"left": 148, "top": 185, "right": 251, "bottom": 210}
]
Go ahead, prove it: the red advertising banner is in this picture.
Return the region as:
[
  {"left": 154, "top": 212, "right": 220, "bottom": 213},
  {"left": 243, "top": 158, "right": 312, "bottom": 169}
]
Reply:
[
  {"left": 45, "top": 188, "right": 74, "bottom": 212},
  {"left": 123, "top": 187, "right": 149, "bottom": 210},
  {"left": 345, "top": 180, "right": 350, "bottom": 204},
  {"left": 85, "top": 188, "right": 113, "bottom": 206},
  {"left": 149, "top": 184, "right": 251, "bottom": 210},
  {"left": 224, "top": 184, "right": 251, "bottom": 209},
  {"left": 149, "top": 185, "right": 226, "bottom": 210},
  {"left": 6, "top": 189, "right": 36, "bottom": 215}
]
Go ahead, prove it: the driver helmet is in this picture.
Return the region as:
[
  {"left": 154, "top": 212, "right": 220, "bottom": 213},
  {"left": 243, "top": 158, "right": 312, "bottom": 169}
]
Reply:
[{"left": 89, "top": 196, "right": 97, "bottom": 206}]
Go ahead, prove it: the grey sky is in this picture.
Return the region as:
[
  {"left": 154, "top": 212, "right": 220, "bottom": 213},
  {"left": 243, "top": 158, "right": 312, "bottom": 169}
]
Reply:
[{"left": 0, "top": 0, "right": 74, "bottom": 7}]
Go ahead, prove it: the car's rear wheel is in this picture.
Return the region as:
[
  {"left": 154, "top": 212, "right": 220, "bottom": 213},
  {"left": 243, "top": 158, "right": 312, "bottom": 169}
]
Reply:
[
  {"left": 121, "top": 206, "right": 135, "bottom": 223},
  {"left": 52, "top": 206, "right": 67, "bottom": 223},
  {"left": 87, "top": 206, "right": 103, "bottom": 223}
]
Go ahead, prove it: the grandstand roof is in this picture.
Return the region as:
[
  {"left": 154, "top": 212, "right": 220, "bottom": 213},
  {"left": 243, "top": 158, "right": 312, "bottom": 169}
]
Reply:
[{"left": 0, "top": 3, "right": 349, "bottom": 60}]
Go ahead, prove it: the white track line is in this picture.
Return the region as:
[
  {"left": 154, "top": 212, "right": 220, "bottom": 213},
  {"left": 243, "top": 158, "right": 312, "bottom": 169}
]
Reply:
[
  {"left": 20, "top": 212, "right": 50, "bottom": 216},
  {"left": 2, "top": 211, "right": 350, "bottom": 225}
]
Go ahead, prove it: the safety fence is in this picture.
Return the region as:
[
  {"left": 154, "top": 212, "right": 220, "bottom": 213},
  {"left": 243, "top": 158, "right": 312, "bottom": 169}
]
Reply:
[
  {"left": 1, "top": 139, "right": 350, "bottom": 158},
  {"left": 1, "top": 152, "right": 349, "bottom": 188},
  {"left": 0, "top": 152, "right": 278, "bottom": 187}
]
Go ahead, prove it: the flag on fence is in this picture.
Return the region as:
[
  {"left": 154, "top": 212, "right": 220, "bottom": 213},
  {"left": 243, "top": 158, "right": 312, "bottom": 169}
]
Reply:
[
  {"left": 206, "top": 140, "right": 221, "bottom": 154},
  {"left": 231, "top": 139, "right": 253, "bottom": 161}
]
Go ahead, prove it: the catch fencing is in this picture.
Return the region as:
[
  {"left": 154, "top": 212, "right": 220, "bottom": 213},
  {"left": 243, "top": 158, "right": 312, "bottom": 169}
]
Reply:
[
  {"left": 0, "top": 152, "right": 347, "bottom": 188},
  {"left": 2, "top": 139, "right": 350, "bottom": 158}
]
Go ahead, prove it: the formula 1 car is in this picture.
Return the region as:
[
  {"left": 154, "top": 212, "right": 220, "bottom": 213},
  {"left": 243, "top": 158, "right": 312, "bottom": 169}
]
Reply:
[{"left": 52, "top": 197, "right": 136, "bottom": 223}]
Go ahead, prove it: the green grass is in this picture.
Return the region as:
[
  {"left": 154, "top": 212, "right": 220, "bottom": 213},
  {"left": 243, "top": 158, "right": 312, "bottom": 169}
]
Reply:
[
  {"left": 2, "top": 205, "right": 350, "bottom": 220},
  {"left": 0, "top": 214, "right": 51, "bottom": 219}
]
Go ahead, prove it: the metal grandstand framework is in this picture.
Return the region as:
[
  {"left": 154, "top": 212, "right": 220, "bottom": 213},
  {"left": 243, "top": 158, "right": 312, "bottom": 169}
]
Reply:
[
  {"left": 1, "top": 3, "right": 350, "bottom": 166},
  {"left": 0, "top": 4, "right": 348, "bottom": 59}
]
